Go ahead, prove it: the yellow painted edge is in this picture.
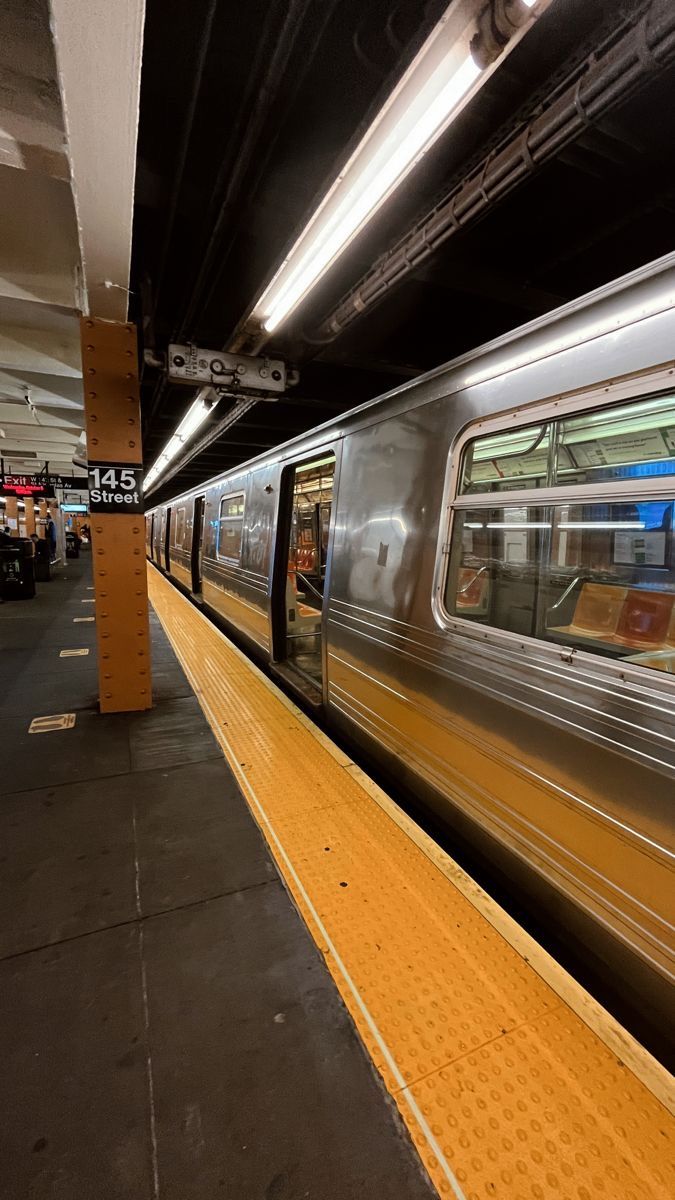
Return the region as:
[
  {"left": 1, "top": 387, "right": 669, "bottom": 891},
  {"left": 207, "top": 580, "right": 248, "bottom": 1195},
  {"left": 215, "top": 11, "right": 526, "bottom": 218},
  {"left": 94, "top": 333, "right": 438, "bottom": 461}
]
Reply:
[{"left": 148, "top": 564, "right": 675, "bottom": 1117}]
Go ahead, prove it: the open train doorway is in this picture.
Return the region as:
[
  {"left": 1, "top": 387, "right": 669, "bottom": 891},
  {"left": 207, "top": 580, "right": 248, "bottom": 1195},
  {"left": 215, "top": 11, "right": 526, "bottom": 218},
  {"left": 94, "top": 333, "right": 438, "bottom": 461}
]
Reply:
[
  {"left": 272, "top": 452, "right": 336, "bottom": 696},
  {"left": 191, "top": 495, "right": 206, "bottom": 594}
]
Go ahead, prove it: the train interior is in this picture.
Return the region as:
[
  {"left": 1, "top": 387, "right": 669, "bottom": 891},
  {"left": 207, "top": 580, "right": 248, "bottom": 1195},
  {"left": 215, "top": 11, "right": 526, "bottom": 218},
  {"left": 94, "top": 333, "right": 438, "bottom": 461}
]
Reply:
[
  {"left": 280, "top": 454, "right": 335, "bottom": 689},
  {"left": 446, "top": 392, "right": 675, "bottom": 671}
]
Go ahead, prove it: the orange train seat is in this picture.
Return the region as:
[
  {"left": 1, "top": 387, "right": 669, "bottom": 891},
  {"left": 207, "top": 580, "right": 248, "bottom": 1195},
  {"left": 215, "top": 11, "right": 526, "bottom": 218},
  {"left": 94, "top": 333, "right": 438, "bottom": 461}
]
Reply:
[
  {"left": 613, "top": 588, "right": 674, "bottom": 649},
  {"left": 295, "top": 546, "right": 316, "bottom": 573},
  {"left": 549, "top": 582, "right": 627, "bottom": 639},
  {"left": 550, "top": 581, "right": 675, "bottom": 652}
]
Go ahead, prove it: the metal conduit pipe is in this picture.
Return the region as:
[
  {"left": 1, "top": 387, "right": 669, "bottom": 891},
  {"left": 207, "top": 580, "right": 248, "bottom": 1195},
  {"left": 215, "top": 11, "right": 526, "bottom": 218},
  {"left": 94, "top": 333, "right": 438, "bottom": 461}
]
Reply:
[
  {"left": 198, "top": 0, "right": 343, "bottom": 337},
  {"left": 142, "top": 0, "right": 219, "bottom": 439},
  {"left": 150, "top": 0, "right": 219, "bottom": 328},
  {"left": 146, "top": 0, "right": 338, "bottom": 480},
  {"left": 315, "top": 0, "right": 675, "bottom": 341},
  {"left": 178, "top": 0, "right": 314, "bottom": 339}
]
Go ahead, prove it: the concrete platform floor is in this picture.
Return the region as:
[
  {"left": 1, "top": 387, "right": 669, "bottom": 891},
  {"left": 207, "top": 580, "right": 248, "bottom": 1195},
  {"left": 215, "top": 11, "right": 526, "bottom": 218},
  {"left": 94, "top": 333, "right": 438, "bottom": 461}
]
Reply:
[{"left": 0, "top": 552, "right": 434, "bottom": 1199}]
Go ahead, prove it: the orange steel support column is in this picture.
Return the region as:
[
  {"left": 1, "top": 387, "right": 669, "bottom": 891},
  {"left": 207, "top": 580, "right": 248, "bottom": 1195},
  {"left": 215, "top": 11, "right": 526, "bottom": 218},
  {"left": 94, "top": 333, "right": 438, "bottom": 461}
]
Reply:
[
  {"left": 5, "top": 496, "right": 18, "bottom": 535},
  {"left": 24, "top": 498, "right": 36, "bottom": 536},
  {"left": 80, "top": 317, "right": 152, "bottom": 713}
]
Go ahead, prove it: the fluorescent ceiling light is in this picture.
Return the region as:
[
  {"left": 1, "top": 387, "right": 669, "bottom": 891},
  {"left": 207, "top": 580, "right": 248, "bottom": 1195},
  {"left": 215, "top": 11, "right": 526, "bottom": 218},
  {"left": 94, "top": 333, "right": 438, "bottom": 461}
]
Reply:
[
  {"left": 558, "top": 521, "right": 646, "bottom": 530},
  {"left": 487, "top": 522, "right": 551, "bottom": 529},
  {"left": 252, "top": 0, "right": 543, "bottom": 336},
  {"left": 143, "top": 393, "right": 211, "bottom": 493}
]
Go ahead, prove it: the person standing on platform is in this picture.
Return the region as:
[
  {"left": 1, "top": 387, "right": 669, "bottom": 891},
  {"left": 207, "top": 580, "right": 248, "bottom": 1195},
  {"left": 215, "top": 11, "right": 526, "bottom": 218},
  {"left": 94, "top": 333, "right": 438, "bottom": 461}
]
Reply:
[{"left": 45, "top": 512, "right": 57, "bottom": 562}]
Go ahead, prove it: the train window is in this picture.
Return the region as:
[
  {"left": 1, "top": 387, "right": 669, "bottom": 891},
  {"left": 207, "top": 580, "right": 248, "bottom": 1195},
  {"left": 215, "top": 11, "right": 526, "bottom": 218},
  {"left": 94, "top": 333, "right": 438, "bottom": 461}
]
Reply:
[
  {"left": 173, "top": 506, "right": 186, "bottom": 546},
  {"left": 217, "top": 493, "right": 245, "bottom": 562},
  {"left": 446, "top": 500, "right": 675, "bottom": 670},
  {"left": 460, "top": 424, "right": 551, "bottom": 494},
  {"left": 446, "top": 390, "right": 675, "bottom": 675},
  {"left": 557, "top": 394, "right": 675, "bottom": 485},
  {"left": 460, "top": 391, "right": 675, "bottom": 495}
]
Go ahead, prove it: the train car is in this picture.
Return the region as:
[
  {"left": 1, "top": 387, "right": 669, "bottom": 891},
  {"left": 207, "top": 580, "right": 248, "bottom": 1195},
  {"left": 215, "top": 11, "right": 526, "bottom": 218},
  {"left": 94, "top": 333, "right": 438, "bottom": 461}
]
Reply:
[{"left": 147, "top": 254, "right": 675, "bottom": 1035}]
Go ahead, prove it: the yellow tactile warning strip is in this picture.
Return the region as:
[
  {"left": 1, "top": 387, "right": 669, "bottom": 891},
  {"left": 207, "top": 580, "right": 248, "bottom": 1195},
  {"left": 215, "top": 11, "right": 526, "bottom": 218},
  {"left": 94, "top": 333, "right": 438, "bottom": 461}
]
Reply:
[{"left": 148, "top": 564, "right": 675, "bottom": 1199}]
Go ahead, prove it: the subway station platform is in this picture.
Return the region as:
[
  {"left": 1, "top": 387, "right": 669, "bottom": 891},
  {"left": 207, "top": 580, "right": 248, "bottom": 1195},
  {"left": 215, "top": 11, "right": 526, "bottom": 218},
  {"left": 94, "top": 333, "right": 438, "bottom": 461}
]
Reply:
[{"left": 1, "top": 557, "right": 673, "bottom": 1198}]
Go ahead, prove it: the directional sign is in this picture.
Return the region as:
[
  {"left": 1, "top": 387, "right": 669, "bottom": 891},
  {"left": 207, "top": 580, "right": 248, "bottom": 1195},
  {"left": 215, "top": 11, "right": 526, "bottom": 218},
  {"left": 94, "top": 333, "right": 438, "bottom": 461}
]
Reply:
[
  {"left": 1, "top": 474, "right": 54, "bottom": 497},
  {"left": 0, "top": 473, "right": 88, "bottom": 497},
  {"left": 88, "top": 462, "right": 143, "bottom": 514}
]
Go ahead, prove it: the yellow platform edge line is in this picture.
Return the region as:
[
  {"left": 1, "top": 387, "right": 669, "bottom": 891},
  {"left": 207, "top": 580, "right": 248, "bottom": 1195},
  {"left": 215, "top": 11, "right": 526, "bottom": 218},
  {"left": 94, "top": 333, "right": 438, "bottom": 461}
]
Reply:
[{"left": 147, "top": 564, "right": 675, "bottom": 1127}]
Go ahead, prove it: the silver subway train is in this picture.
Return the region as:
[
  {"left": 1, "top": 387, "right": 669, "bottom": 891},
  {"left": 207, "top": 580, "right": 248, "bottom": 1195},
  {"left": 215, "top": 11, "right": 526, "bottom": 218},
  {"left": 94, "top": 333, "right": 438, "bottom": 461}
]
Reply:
[{"left": 147, "top": 254, "right": 675, "bottom": 1035}]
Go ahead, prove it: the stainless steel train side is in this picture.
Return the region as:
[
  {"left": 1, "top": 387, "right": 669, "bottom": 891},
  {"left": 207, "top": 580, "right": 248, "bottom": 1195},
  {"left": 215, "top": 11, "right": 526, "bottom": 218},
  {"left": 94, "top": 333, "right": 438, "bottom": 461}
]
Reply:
[{"left": 146, "top": 254, "right": 675, "bottom": 1034}]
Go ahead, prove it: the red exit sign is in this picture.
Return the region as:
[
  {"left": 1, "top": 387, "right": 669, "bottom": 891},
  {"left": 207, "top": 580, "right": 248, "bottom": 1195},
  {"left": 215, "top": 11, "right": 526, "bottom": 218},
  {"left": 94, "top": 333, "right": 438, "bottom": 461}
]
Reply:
[{"left": 1, "top": 475, "right": 50, "bottom": 497}]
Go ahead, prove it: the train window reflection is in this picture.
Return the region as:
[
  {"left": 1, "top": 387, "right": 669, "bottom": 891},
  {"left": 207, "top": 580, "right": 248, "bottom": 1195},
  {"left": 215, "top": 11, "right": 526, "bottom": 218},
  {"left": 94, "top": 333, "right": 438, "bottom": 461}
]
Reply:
[
  {"left": 461, "top": 424, "right": 550, "bottom": 493},
  {"left": 217, "top": 493, "right": 245, "bottom": 562},
  {"left": 446, "top": 501, "right": 675, "bottom": 672},
  {"left": 172, "top": 506, "right": 186, "bottom": 546},
  {"left": 558, "top": 394, "right": 675, "bottom": 485},
  {"left": 460, "top": 391, "right": 675, "bottom": 495}
]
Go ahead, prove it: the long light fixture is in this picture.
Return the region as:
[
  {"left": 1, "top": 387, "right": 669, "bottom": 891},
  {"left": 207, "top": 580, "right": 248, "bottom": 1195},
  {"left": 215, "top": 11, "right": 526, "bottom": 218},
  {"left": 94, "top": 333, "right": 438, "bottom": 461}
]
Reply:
[
  {"left": 557, "top": 521, "right": 646, "bottom": 530},
  {"left": 143, "top": 393, "right": 212, "bottom": 493},
  {"left": 487, "top": 521, "right": 551, "bottom": 529},
  {"left": 251, "top": 0, "right": 546, "bottom": 336}
]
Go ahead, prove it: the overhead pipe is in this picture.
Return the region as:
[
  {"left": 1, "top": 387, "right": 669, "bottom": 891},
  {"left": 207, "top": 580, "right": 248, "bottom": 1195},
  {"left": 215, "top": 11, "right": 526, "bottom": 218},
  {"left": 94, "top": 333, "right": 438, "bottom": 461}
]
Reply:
[
  {"left": 150, "top": 0, "right": 219, "bottom": 329},
  {"left": 313, "top": 0, "right": 675, "bottom": 342},
  {"left": 177, "top": 0, "right": 314, "bottom": 339},
  {"left": 144, "top": 0, "right": 340, "bottom": 484},
  {"left": 199, "top": 0, "right": 344, "bottom": 341},
  {"left": 143, "top": 0, "right": 306, "bottom": 438}
]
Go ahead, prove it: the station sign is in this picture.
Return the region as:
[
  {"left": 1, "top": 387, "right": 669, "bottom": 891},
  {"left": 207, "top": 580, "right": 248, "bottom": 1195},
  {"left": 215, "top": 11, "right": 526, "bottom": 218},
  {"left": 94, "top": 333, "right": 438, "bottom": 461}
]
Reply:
[
  {"left": 88, "top": 462, "right": 143, "bottom": 513},
  {"left": 50, "top": 474, "right": 88, "bottom": 491},
  {"left": 0, "top": 473, "right": 88, "bottom": 498},
  {"left": 1, "top": 474, "right": 54, "bottom": 497}
]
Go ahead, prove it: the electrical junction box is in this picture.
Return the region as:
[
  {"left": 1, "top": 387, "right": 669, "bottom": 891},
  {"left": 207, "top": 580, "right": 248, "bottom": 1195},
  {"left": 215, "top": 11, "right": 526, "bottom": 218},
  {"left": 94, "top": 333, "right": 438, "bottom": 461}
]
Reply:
[{"left": 167, "top": 344, "right": 287, "bottom": 394}]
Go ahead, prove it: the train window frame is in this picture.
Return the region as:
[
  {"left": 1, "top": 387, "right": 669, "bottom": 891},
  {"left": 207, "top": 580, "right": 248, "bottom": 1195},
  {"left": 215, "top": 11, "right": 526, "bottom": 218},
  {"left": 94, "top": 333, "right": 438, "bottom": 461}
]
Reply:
[
  {"left": 433, "top": 366, "right": 675, "bottom": 691},
  {"left": 216, "top": 491, "right": 246, "bottom": 563}
]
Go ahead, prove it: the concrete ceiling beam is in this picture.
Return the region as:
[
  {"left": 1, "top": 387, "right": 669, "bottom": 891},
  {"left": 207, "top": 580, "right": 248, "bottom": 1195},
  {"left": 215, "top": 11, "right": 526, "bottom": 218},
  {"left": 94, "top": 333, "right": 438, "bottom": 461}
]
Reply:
[
  {"left": 0, "top": 324, "right": 82, "bottom": 378},
  {"left": 50, "top": 0, "right": 145, "bottom": 320},
  {"left": 0, "top": 165, "right": 80, "bottom": 309},
  {"left": 0, "top": 369, "right": 83, "bottom": 408}
]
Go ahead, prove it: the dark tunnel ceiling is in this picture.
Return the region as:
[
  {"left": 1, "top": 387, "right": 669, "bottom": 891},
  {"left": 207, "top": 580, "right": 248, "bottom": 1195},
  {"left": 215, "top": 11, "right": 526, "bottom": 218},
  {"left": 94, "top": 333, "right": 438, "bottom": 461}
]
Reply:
[{"left": 132, "top": 0, "right": 675, "bottom": 503}]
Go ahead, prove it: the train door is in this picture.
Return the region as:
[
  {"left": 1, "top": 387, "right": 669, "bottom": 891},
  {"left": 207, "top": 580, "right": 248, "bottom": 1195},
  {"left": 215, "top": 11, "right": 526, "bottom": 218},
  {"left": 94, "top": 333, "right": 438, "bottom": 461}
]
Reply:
[
  {"left": 164, "top": 506, "right": 172, "bottom": 571},
  {"left": 191, "top": 495, "right": 206, "bottom": 593},
  {"left": 271, "top": 451, "right": 336, "bottom": 696}
]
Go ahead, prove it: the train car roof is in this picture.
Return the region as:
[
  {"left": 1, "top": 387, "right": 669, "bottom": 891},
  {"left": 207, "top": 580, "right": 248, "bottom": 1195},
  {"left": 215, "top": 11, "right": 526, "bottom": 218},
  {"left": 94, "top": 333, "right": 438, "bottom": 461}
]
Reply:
[{"left": 146, "top": 250, "right": 675, "bottom": 511}]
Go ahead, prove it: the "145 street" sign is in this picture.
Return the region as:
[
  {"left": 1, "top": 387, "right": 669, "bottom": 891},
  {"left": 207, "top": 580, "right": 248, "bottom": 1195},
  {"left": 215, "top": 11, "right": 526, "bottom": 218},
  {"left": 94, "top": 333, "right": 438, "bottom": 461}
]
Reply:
[{"left": 88, "top": 463, "right": 143, "bottom": 513}]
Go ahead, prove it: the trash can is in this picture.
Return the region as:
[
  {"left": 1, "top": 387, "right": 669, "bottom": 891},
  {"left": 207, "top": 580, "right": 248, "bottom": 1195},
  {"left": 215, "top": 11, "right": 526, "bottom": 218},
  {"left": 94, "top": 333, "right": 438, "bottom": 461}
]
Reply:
[
  {"left": 66, "top": 531, "right": 80, "bottom": 558},
  {"left": 0, "top": 538, "right": 36, "bottom": 600},
  {"left": 33, "top": 538, "right": 51, "bottom": 582}
]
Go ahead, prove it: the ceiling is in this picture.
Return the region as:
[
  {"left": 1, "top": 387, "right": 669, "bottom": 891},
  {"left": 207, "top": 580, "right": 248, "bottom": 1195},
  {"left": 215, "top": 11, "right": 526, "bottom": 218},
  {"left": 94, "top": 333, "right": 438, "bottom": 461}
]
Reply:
[
  {"left": 134, "top": 0, "right": 675, "bottom": 504},
  {"left": 0, "top": 0, "right": 82, "bottom": 476},
  {"left": 0, "top": 0, "right": 144, "bottom": 481}
]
